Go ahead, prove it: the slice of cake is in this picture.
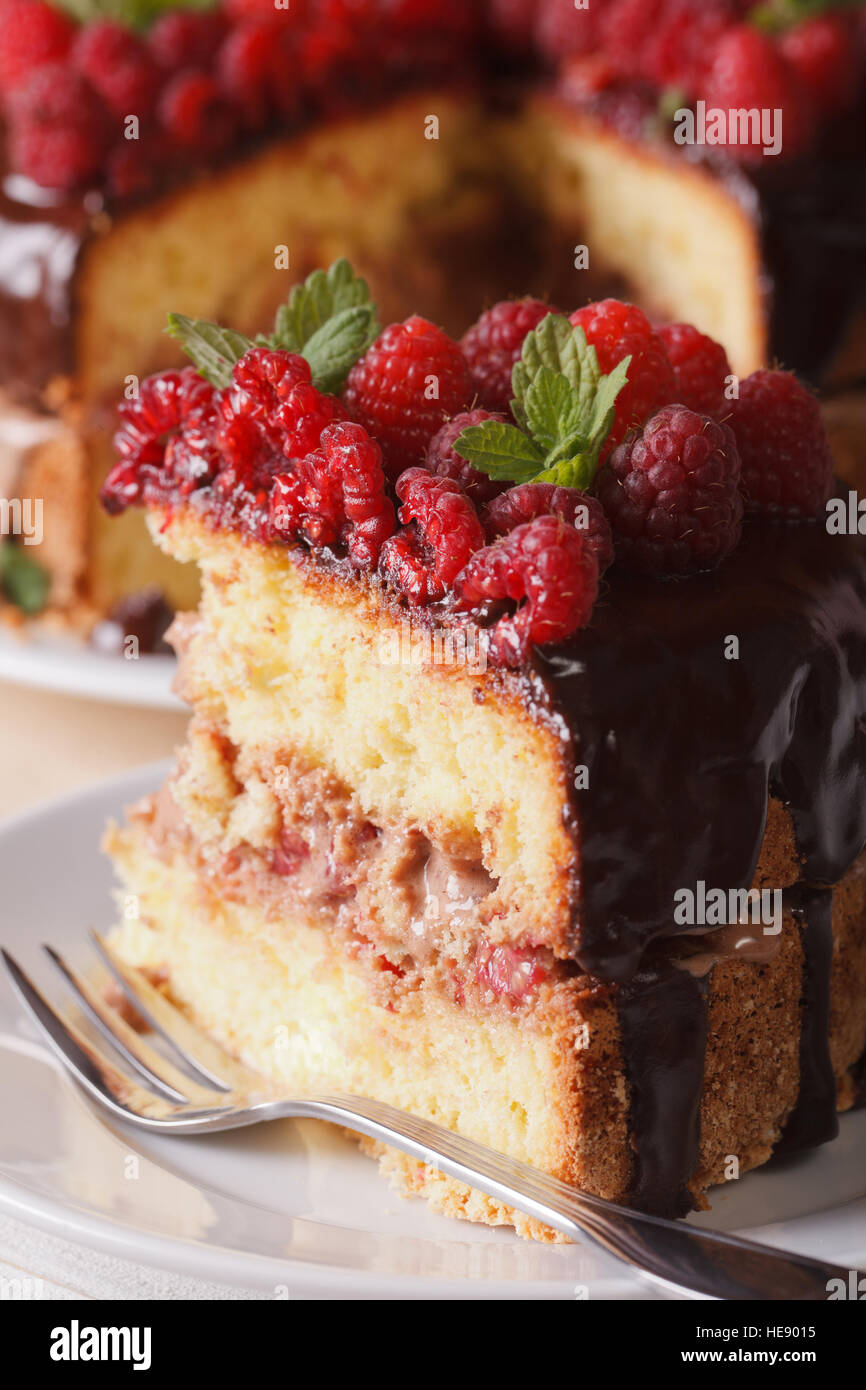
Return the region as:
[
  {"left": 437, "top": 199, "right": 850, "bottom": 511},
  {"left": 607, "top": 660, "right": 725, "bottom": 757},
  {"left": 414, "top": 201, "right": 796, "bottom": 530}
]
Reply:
[
  {"left": 3, "top": 0, "right": 865, "bottom": 632},
  {"left": 100, "top": 264, "right": 866, "bottom": 1237}
]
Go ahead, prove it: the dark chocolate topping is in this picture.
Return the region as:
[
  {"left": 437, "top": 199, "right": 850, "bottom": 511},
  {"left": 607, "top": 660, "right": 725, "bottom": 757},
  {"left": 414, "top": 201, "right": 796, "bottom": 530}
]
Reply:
[
  {"left": 617, "top": 958, "right": 709, "bottom": 1218},
  {"left": 541, "top": 515, "right": 866, "bottom": 982},
  {"left": 0, "top": 174, "right": 91, "bottom": 398},
  {"left": 775, "top": 885, "right": 838, "bottom": 1155}
]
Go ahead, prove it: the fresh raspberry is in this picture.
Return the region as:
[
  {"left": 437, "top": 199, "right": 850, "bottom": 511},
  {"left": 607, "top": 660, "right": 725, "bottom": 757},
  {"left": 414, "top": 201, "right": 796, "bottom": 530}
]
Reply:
[
  {"left": 6, "top": 64, "right": 109, "bottom": 191},
  {"left": 342, "top": 316, "right": 474, "bottom": 482},
  {"left": 0, "top": 0, "right": 74, "bottom": 99},
  {"left": 474, "top": 940, "right": 549, "bottom": 1005},
  {"left": 425, "top": 410, "right": 506, "bottom": 505},
  {"left": 488, "top": 0, "right": 537, "bottom": 52},
  {"left": 227, "top": 347, "right": 348, "bottom": 460},
  {"left": 106, "top": 136, "right": 162, "bottom": 199},
  {"left": 727, "top": 369, "right": 834, "bottom": 520},
  {"left": 460, "top": 298, "right": 558, "bottom": 416},
  {"left": 102, "top": 367, "right": 217, "bottom": 513},
  {"left": 72, "top": 20, "right": 160, "bottom": 119},
  {"left": 148, "top": 10, "right": 227, "bottom": 72},
  {"left": 483, "top": 483, "right": 614, "bottom": 575},
  {"left": 456, "top": 515, "right": 599, "bottom": 665},
  {"left": 217, "top": 18, "right": 298, "bottom": 129},
  {"left": 379, "top": 468, "right": 485, "bottom": 604},
  {"left": 780, "top": 14, "right": 860, "bottom": 118},
  {"left": 569, "top": 300, "right": 674, "bottom": 457},
  {"left": 703, "top": 25, "right": 811, "bottom": 164},
  {"left": 642, "top": 0, "right": 735, "bottom": 95},
  {"left": 596, "top": 403, "right": 743, "bottom": 574},
  {"left": 535, "top": 0, "right": 601, "bottom": 63},
  {"left": 657, "top": 323, "right": 731, "bottom": 418},
  {"left": 157, "top": 70, "right": 236, "bottom": 156},
  {"left": 270, "top": 420, "right": 395, "bottom": 568}
]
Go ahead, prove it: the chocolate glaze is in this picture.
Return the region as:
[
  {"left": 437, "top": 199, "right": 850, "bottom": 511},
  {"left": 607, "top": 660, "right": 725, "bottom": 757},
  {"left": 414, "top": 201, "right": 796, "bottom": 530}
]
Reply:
[
  {"left": 617, "top": 958, "right": 709, "bottom": 1217},
  {"left": 540, "top": 516, "right": 866, "bottom": 983},
  {"left": 537, "top": 516, "right": 866, "bottom": 1212},
  {"left": 775, "top": 885, "right": 838, "bottom": 1155}
]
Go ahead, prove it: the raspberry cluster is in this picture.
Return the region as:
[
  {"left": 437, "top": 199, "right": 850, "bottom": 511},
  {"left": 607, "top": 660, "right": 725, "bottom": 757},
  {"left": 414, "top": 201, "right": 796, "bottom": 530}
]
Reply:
[
  {"left": 516, "top": 0, "right": 865, "bottom": 164},
  {"left": 1, "top": 0, "right": 480, "bottom": 194},
  {"left": 102, "top": 289, "right": 838, "bottom": 668}
]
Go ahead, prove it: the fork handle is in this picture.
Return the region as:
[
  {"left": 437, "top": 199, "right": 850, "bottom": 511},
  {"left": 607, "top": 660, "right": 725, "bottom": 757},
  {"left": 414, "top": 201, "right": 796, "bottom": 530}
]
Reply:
[{"left": 275, "top": 1093, "right": 859, "bottom": 1301}]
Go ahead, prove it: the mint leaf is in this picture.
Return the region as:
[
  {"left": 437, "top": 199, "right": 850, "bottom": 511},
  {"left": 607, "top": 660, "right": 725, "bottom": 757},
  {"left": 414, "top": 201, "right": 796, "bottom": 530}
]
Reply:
[
  {"left": 272, "top": 259, "right": 377, "bottom": 355},
  {"left": 522, "top": 366, "right": 588, "bottom": 455},
  {"left": 454, "top": 313, "right": 631, "bottom": 491},
  {"left": 583, "top": 354, "right": 631, "bottom": 460},
  {"left": 166, "top": 314, "right": 254, "bottom": 389},
  {"left": 0, "top": 544, "right": 49, "bottom": 615},
  {"left": 301, "top": 304, "right": 379, "bottom": 394},
  {"left": 54, "top": 0, "right": 217, "bottom": 31},
  {"left": 453, "top": 422, "right": 545, "bottom": 482}
]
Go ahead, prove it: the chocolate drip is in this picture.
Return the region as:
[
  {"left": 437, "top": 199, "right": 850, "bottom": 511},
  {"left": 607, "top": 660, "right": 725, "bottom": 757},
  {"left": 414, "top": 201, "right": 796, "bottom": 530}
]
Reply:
[
  {"left": 540, "top": 517, "right": 866, "bottom": 982},
  {"left": 617, "top": 958, "right": 709, "bottom": 1217},
  {"left": 776, "top": 885, "right": 839, "bottom": 1154}
]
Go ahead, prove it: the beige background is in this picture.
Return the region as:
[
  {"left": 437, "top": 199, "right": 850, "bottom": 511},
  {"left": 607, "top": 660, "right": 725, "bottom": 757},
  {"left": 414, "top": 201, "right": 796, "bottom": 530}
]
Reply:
[{"left": 0, "top": 682, "right": 187, "bottom": 818}]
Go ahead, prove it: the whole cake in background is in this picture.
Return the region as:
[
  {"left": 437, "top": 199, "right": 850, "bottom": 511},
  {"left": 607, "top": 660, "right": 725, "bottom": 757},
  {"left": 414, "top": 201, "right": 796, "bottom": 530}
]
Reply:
[
  {"left": 1, "top": 0, "right": 865, "bottom": 634},
  {"left": 99, "top": 259, "right": 866, "bottom": 1236}
]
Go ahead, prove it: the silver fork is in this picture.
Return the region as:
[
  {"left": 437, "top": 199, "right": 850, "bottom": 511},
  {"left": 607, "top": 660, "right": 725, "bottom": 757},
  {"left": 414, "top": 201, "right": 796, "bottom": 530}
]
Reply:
[{"left": 2, "top": 936, "right": 860, "bottom": 1302}]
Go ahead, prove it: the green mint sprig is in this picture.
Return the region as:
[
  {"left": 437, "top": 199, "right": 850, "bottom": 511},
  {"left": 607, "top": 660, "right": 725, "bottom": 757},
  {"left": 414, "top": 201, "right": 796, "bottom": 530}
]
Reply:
[
  {"left": 0, "top": 544, "right": 49, "bottom": 615},
  {"left": 166, "top": 259, "right": 380, "bottom": 395},
  {"left": 750, "top": 0, "right": 863, "bottom": 34},
  {"left": 454, "top": 313, "right": 630, "bottom": 491},
  {"left": 53, "top": 0, "right": 218, "bottom": 31}
]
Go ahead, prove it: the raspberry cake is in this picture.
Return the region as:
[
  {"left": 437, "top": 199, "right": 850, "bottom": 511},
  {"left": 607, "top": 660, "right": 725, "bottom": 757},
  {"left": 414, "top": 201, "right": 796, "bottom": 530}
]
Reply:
[
  {"left": 2, "top": 0, "right": 865, "bottom": 630},
  {"left": 100, "top": 265, "right": 866, "bottom": 1236}
]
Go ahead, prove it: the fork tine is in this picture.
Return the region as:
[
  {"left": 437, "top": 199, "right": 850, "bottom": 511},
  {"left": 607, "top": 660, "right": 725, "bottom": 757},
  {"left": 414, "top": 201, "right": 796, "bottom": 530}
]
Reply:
[
  {"left": 90, "top": 931, "right": 257, "bottom": 1091},
  {"left": 41, "top": 944, "right": 219, "bottom": 1107},
  {"left": 1, "top": 948, "right": 188, "bottom": 1121}
]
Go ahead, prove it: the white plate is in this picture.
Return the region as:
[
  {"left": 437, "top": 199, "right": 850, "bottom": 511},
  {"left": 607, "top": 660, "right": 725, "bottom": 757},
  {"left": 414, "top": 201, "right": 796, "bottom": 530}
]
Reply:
[
  {"left": 1, "top": 765, "right": 865, "bottom": 1300},
  {"left": 0, "top": 628, "right": 180, "bottom": 709}
]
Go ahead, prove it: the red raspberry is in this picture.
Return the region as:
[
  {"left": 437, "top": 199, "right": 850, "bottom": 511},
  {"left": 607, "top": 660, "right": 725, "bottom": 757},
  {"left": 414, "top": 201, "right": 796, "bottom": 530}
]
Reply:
[
  {"left": 228, "top": 348, "right": 348, "bottom": 460},
  {"left": 483, "top": 483, "right": 614, "bottom": 575},
  {"left": 270, "top": 420, "right": 395, "bottom": 568},
  {"left": 103, "top": 367, "right": 217, "bottom": 513},
  {"left": 456, "top": 515, "right": 599, "bottom": 665},
  {"left": 157, "top": 70, "right": 237, "bottom": 157},
  {"left": 217, "top": 19, "right": 296, "bottom": 129},
  {"left": 106, "top": 134, "right": 163, "bottom": 199},
  {"left": 596, "top": 403, "right": 743, "bottom": 574},
  {"left": 0, "top": 0, "right": 74, "bottom": 99},
  {"left": 780, "top": 15, "right": 860, "bottom": 118},
  {"left": 6, "top": 64, "right": 109, "bottom": 191},
  {"left": 535, "top": 0, "right": 601, "bottom": 63},
  {"left": 461, "top": 298, "right": 558, "bottom": 416},
  {"left": 379, "top": 468, "right": 485, "bottom": 604},
  {"left": 569, "top": 300, "right": 674, "bottom": 458},
  {"left": 342, "top": 316, "right": 474, "bottom": 482},
  {"left": 488, "top": 0, "right": 537, "bottom": 52},
  {"left": 148, "top": 11, "right": 227, "bottom": 72},
  {"left": 727, "top": 369, "right": 834, "bottom": 521},
  {"left": 425, "top": 410, "right": 506, "bottom": 505},
  {"left": 642, "top": 0, "right": 735, "bottom": 95},
  {"left": 657, "top": 323, "right": 731, "bottom": 419},
  {"left": 474, "top": 940, "right": 549, "bottom": 1005},
  {"left": 703, "top": 25, "right": 811, "bottom": 164},
  {"left": 72, "top": 20, "right": 160, "bottom": 119}
]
